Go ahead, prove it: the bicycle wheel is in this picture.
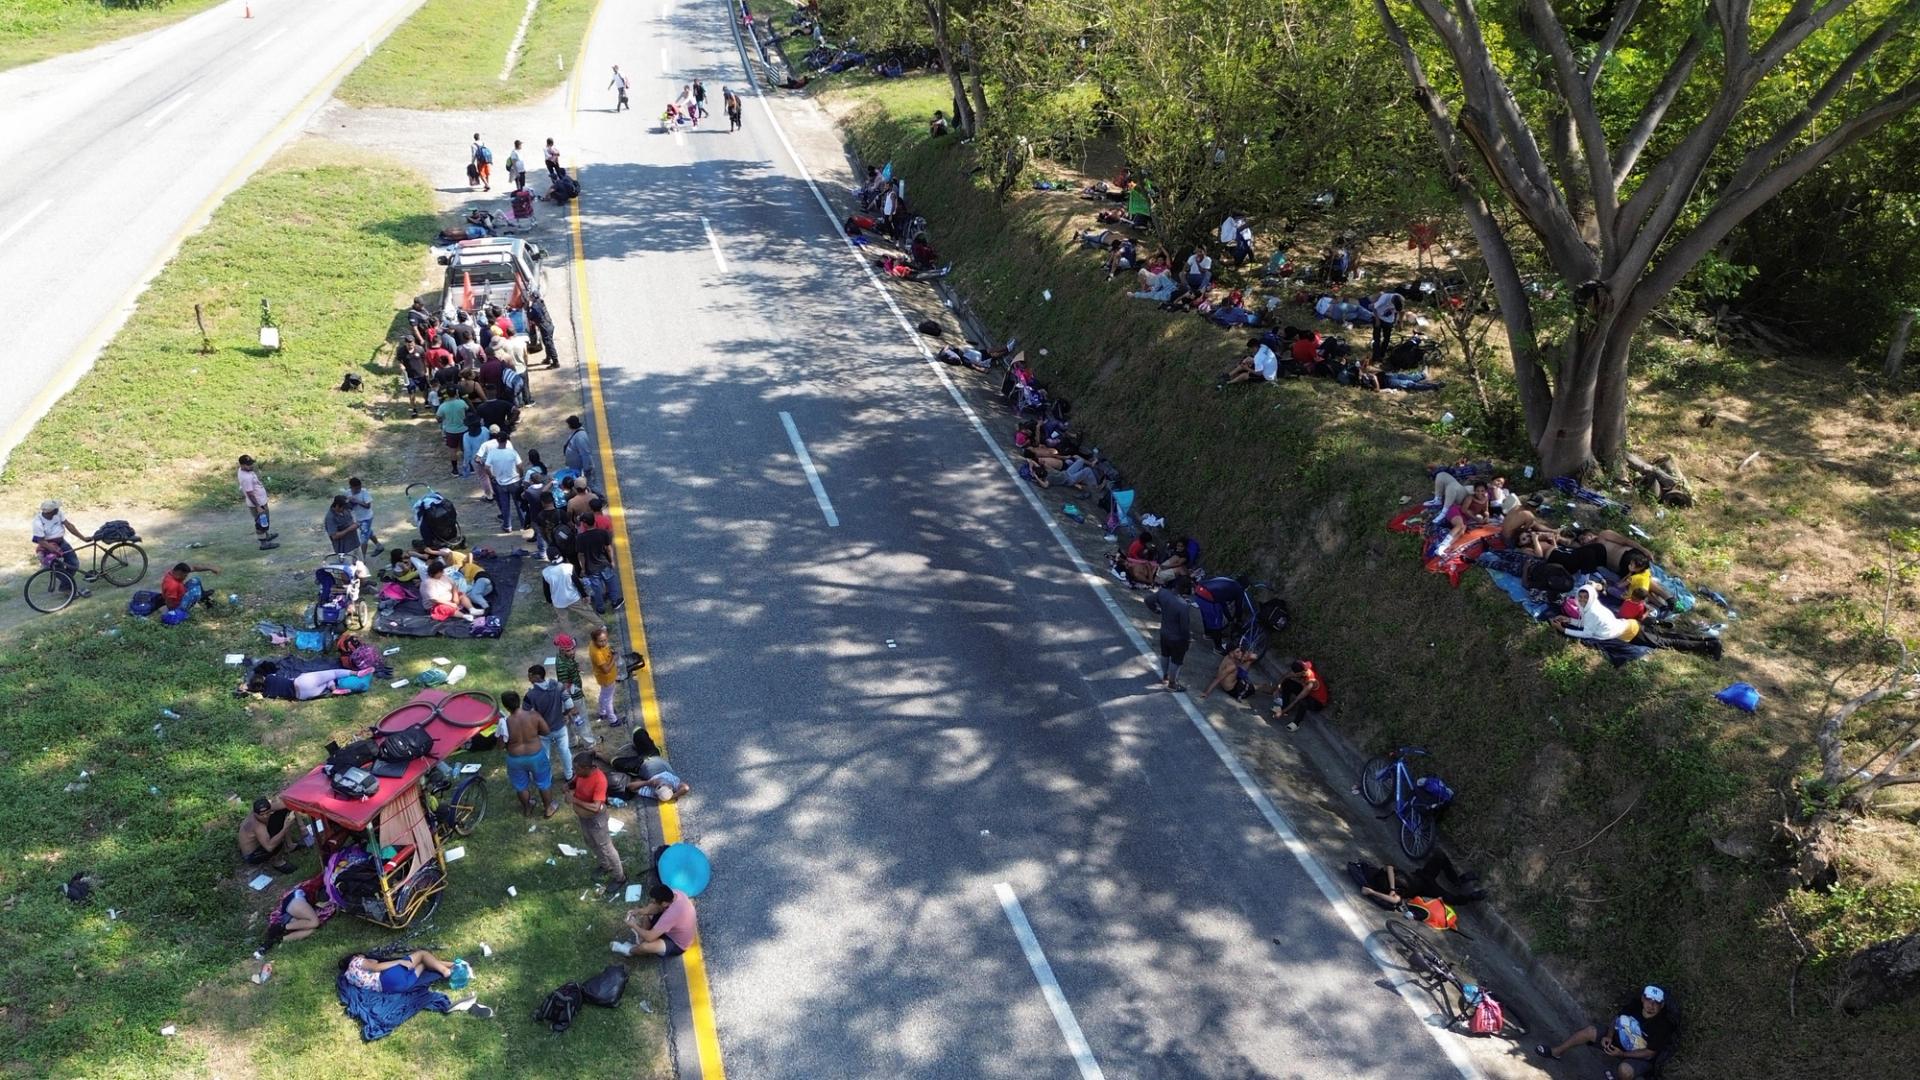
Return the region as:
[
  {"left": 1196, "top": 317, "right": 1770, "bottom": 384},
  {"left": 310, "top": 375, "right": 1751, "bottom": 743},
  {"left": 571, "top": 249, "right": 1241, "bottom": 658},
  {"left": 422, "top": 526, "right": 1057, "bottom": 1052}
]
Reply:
[
  {"left": 100, "top": 543, "right": 147, "bottom": 587},
  {"left": 1359, "top": 755, "right": 1394, "bottom": 807},
  {"left": 451, "top": 777, "right": 488, "bottom": 837},
  {"left": 1401, "top": 805, "right": 1438, "bottom": 860},
  {"left": 1386, "top": 919, "right": 1448, "bottom": 980},
  {"left": 24, "top": 568, "right": 76, "bottom": 613}
]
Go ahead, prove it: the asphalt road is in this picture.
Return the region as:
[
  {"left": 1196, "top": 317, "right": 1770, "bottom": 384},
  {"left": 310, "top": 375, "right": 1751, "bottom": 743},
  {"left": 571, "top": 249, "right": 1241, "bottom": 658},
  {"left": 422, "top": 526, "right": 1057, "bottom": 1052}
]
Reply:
[
  {"left": 0, "top": 0, "right": 419, "bottom": 463},
  {"left": 571, "top": 2, "right": 1480, "bottom": 1077}
]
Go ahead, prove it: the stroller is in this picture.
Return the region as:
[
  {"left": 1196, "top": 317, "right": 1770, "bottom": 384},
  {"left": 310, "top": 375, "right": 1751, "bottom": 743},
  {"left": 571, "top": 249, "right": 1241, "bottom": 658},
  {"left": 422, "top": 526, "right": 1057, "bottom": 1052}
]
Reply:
[
  {"left": 1193, "top": 576, "right": 1259, "bottom": 654},
  {"left": 307, "top": 554, "right": 370, "bottom": 635},
  {"left": 407, "top": 483, "right": 466, "bottom": 549}
]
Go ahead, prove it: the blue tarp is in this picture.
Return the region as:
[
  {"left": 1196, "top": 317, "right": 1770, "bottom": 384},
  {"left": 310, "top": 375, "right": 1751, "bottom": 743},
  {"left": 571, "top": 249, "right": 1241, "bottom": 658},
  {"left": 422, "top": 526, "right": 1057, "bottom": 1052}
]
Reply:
[{"left": 338, "top": 973, "right": 451, "bottom": 1042}]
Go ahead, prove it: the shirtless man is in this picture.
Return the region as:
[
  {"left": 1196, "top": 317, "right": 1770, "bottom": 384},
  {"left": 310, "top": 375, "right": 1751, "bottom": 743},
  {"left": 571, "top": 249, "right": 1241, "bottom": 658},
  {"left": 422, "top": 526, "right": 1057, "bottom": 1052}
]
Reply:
[
  {"left": 239, "top": 796, "right": 299, "bottom": 873},
  {"left": 501, "top": 690, "right": 558, "bottom": 817},
  {"left": 1199, "top": 646, "right": 1270, "bottom": 701}
]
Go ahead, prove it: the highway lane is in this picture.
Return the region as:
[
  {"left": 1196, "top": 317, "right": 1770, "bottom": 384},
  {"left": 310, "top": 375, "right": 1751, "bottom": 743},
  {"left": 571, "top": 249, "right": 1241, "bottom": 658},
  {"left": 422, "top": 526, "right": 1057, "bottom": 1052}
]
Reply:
[
  {"left": 0, "top": 0, "right": 422, "bottom": 463},
  {"left": 569, "top": 1, "right": 1479, "bottom": 1076}
]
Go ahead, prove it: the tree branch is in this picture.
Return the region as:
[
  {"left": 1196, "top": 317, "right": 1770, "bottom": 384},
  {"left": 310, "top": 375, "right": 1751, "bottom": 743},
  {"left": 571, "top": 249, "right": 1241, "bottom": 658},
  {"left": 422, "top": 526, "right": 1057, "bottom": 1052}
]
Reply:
[
  {"left": 1587, "top": 0, "right": 1644, "bottom": 90},
  {"left": 1524, "top": 0, "right": 1617, "bottom": 244},
  {"left": 1633, "top": 79, "right": 1920, "bottom": 315},
  {"left": 1722, "top": 0, "right": 1920, "bottom": 198},
  {"left": 1611, "top": 33, "right": 1702, "bottom": 187},
  {"left": 1752, "top": 0, "right": 1859, "bottom": 79}
]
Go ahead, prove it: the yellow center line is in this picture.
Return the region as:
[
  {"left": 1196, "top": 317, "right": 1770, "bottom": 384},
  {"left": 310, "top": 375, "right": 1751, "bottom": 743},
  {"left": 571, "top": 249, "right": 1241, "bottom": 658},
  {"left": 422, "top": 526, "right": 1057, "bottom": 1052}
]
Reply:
[{"left": 566, "top": 106, "right": 728, "bottom": 1080}]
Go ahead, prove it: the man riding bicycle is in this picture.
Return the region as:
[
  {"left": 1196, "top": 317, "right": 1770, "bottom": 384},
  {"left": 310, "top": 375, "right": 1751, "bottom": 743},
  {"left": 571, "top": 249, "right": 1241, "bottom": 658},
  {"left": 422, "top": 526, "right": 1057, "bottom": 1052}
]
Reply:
[{"left": 31, "top": 499, "right": 91, "bottom": 597}]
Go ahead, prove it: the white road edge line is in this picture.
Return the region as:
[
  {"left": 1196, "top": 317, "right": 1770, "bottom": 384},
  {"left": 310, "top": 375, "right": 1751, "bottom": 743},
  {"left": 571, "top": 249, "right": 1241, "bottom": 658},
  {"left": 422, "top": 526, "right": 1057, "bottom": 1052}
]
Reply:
[
  {"left": 499, "top": 0, "right": 541, "bottom": 81},
  {"left": 0, "top": 200, "right": 53, "bottom": 247},
  {"left": 250, "top": 28, "right": 287, "bottom": 53},
  {"left": 729, "top": 13, "right": 1482, "bottom": 1080},
  {"left": 994, "top": 883, "right": 1107, "bottom": 1080},
  {"left": 701, "top": 216, "right": 729, "bottom": 272},
  {"left": 778, "top": 411, "right": 839, "bottom": 527},
  {"left": 142, "top": 92, "right": 194, "bottom": 129}
]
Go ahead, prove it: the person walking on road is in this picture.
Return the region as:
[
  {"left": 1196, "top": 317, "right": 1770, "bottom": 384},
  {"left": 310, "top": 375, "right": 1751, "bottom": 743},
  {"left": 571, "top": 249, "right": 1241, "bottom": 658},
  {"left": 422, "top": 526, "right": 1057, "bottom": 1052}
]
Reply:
[
  {"left": 505, "top": 140, "right": 527, "bottom": 190},
  {"left": 237, "top": 455, "right": 280, "bottom": 550},
  {"left": 1145, "top": 577, "right": 1193, "bottom": 691},
  {"left": 724, "top": 87, "right": 742, "bottom": 131},
  {"left": 470, "top": 134, "right": 492, "bottom": 191},
  {"left": 563, "top": 415, "right": 596, "bottom": 482},
  {"left": 692, "top": 78, "right": 709, "bottom": 119},
  {"left": 543, "top": 137, "right": 561, "bottom": 181},
  {"left": 570, "top": 752, "right": 626, "bottom": 890},
  {"left": 608, "top": 65, "right": 631, "bottom": 111}
]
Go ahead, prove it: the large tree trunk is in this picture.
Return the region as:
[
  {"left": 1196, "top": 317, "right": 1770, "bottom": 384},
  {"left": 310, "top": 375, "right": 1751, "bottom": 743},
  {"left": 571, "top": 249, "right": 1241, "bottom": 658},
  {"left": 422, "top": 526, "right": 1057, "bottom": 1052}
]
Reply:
[
  {"left": 965, "top": 48, "right": 989, "bottom": 132},
  {"left": 923, "top": 0, "right": 974, "bottom": 138},
  {"left": 1534, "top": 329, "right": 1620, "bottom": 478}
]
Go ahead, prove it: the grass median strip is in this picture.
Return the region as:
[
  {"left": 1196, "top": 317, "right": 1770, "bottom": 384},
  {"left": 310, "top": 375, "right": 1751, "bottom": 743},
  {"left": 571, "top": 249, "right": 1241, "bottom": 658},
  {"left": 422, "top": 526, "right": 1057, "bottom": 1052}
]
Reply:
[
  {"left": 0, "top": 0, "right": 225, "bottom": 72},
  {"left": 335, "top": 0, "right": 599, "bottom": 110},
  {"left": 0, "top": 144, "right": 434, "bottom": 512}
]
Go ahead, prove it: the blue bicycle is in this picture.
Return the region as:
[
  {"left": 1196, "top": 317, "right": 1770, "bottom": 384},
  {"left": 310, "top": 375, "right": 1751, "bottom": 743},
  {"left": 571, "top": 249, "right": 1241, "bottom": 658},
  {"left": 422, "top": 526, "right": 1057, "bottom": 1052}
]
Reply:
[{"left": 1359, "top": 747, "right": 1450, "bottom": 859}]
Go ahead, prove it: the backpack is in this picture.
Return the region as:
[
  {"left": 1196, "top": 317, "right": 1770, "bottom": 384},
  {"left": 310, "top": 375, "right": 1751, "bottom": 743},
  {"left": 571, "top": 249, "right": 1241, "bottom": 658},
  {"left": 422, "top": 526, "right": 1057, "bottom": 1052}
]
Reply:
[
  {"left": 478, "top": 145, "right": 493, "bottom": 164},
  {"left": 338, "top": 372, "right": 363, "bottom": 392},
  {"left": 93, "top": 520, "right": 138, "bottom": 542},
  {"left": 1466, "top": 992, "right": 1505, "bottom": 1035},
  {"left": 328, "top": 766, "right": 379, "bottom": 799},
  {"left": 580, "top": 963, "right": 630, "bottom": 1007},
  {"left": 1415, "top": 775, "right": 1455, "bottom": 812},
  {"left": 161, "top": 607, "right": 191, "bottom": 627},
  {"left": 128, "top": 590, "right": 161, "bottom": 617},
  {"left": 533, "top": 983, "right": 584, "bottom": 1033},
  {"left": 1256, "top": 596, "right": 1291, "bottom": 634},
  {"left": 378, "top": 723, "right": 435, "bottom": 763},
  {"left": 325, "top": 738, "right": 379, "bottom": 773}
]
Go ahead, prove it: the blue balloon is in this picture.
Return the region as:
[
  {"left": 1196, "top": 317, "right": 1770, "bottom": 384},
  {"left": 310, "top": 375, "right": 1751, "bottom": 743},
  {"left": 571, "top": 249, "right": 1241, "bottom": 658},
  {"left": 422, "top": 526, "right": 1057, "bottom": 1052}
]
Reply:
[
  {"left": 656, "top": 843, "right": 712, "bottom": 897},
  {"left": 1715, "top": 682, "right": 1761, "bottom": 713}
]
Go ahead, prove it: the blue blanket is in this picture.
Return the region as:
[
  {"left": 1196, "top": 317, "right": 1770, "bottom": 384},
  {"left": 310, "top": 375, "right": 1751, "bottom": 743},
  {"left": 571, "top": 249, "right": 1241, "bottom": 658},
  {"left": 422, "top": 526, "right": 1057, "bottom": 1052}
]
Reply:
[{"left": 338, "top": 973, "right": 451, "bottom": 1041}]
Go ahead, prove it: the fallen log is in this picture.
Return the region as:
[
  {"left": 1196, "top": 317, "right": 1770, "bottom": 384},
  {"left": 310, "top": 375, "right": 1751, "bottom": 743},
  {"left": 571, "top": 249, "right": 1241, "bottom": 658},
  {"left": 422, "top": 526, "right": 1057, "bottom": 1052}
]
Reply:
[{"left": 1626, "top": 451, "right": 1694, "bottom": 508}]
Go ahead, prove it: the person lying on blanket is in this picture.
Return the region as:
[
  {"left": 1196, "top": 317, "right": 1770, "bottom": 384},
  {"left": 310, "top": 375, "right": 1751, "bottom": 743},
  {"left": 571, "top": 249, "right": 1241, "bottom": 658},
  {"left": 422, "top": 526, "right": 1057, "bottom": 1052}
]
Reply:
[
  {"left": 1552, "top": 584, "right": 1721, "bottom": 659},
  {"left": 1499, "top": 509, "right": 1568, "bottom": 557}
]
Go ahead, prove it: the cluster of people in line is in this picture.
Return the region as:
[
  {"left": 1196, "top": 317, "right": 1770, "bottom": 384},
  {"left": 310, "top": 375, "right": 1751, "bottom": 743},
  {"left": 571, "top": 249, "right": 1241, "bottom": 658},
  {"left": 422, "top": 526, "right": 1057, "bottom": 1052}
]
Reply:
[{"left": 656, "top": 77, "right": 745, "bottom": 132}]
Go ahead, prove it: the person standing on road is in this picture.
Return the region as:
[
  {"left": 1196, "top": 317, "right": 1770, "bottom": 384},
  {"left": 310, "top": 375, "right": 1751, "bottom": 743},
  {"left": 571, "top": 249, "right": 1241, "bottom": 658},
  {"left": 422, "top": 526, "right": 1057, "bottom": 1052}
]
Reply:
[
  {"left": 505, "top": 140, "right": 528, "bottom": 190},
  {"left": 544, "top": 137, "right": 562, "bottom": 181},
  {"left": 1144, "top": 577, "right": 1193, "bottom": 691},
  {"left": 692, "top": 78, "right": 708, "bottom": 119},
  {"left": 471, "top": 134, "right": 492, "bottom": 191},
  {"left": 563, "top": 415, "right": 595, "bottom": 482},
  {"left": 609, "top": 65, "right": 631, "bottom": 111},
  {"left": 237, "top": 455, "right": 280, "bottom": 551},
  {"left": 724, "top": 87, "right": 742, "bottom": 131},
  {"left": 570, "top": 752, "right": 627, "bottom": 890}
]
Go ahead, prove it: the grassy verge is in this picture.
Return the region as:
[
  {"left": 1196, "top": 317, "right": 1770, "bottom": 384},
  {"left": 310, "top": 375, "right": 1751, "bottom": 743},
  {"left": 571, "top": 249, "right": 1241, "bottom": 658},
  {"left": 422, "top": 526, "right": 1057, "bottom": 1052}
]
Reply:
[
  {"left": 831, "top": 74, "right": 1920, "bottom": 1077},
  {"left": 0, "top": 0, "right": 224, "bottom": 71},
  {"left": 335, "top": 0, "right": 599, "bottom": 110},
  {"left": 0, "top": 141, "right": 666, "bottom": 1075},
  {"left": 0, "top": 143, "right": 435, "bottom": 512}
]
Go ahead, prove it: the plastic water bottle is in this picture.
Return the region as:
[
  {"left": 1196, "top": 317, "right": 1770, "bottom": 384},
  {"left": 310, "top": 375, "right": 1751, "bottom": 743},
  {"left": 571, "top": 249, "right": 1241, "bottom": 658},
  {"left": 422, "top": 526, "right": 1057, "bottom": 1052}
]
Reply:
[
  {"left": 160, "top": 709, "right": 182, "bottom": 720},
  {"left": 449, "top": 960, "right": 471, "bottom": 990},
  {"left": 228, "top": 593, "right": 240, "bottom": 606}
]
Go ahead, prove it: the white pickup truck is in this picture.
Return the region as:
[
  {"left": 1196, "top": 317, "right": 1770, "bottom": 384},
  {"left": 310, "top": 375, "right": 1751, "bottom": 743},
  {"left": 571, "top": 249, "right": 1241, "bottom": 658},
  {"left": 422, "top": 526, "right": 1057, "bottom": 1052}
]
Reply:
[{"left": 437, "top": 236, "right": 546, "bottom": 324}]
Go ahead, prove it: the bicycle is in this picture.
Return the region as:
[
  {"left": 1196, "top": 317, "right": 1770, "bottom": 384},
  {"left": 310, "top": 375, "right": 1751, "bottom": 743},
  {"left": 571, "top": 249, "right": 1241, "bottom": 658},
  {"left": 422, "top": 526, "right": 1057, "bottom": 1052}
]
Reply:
[
  {"left": 421, "top": 758, "right": 489, "bottom": 841},
  {"left": 25, "top": 534, "right": 149, "bottom": 614},
  {"left": 1358, "top": 746, "right": 1442, "bottom": 859},
  {"left": 1385, "top": 918, "right": 1528, "bottom": 1038}
]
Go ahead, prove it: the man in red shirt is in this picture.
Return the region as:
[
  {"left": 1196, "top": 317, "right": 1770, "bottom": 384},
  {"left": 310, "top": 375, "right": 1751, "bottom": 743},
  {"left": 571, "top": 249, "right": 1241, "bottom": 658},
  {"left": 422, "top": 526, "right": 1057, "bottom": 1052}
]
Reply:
[
  {"left": 159, "top": 561, "right": 220, "bottom": 612},
  {"left": 569, "top": 752, "right": 625, "bottom": 890},
  {"left": 1290, "top": 328, "right": 1322, "bottom": 371},
  {"left": 1268, "top": 659, "right": 1329, "bottom": 731}
]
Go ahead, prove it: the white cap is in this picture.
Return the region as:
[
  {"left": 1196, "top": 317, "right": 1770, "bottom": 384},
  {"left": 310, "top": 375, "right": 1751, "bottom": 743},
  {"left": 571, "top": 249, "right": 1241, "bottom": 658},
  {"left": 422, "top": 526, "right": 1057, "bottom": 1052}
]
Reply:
[
  {"left": 40, "top": 499, "right": 60, "bottom": 512},
  {"left": 1642, "top": 985, "right": 1665, "bottom": 1003}
]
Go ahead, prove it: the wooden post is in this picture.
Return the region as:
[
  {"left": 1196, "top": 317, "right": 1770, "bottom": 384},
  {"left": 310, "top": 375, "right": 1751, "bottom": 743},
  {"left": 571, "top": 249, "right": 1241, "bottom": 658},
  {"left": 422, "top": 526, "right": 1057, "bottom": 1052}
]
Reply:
[{"left": 1887, "top": 308, "right": 1915, "bottom": 380}]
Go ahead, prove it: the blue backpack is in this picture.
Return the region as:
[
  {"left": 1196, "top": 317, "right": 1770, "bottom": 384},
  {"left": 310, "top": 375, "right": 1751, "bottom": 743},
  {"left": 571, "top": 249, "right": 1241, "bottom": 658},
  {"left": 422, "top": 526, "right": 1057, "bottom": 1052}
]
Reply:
[
  {"left": 127, "top": 590, "right": 160, "bottom": 617},
  {"left": 1415, "top": 776, "right": 1455, "bottom": 812}
]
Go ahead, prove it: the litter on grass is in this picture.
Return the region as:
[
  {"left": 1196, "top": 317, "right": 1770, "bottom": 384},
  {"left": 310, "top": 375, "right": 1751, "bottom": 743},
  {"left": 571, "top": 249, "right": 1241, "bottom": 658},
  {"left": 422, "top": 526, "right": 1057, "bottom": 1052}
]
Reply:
[
  {"left": 432, "top": 657, "right": 452, "bottom": 665},
  {"left": 224, "top": 654, "right": 245, "bottom": 665},
  {"left": 506, "top": 885, "right": 517, "bottom": 898},
  {"left": 557, "top": 844, "right": 584, "bottom": 857},
  {"left": 445, "top": 846, "right": 467, "bottom": 861},
  {"left": 248, "top": 874, "right": 273, "bottom": 892}
]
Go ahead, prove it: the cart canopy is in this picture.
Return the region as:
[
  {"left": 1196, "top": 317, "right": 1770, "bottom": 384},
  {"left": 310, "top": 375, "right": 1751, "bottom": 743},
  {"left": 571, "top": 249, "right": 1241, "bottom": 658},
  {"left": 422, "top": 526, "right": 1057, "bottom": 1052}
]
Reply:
[{"left": 282, "top": 691, "right": 496, "bottom": 830}]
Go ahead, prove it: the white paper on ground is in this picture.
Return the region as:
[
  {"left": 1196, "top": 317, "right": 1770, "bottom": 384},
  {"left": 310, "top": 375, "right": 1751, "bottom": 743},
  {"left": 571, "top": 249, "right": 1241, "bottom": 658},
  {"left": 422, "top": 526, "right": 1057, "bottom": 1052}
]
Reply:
[
  {"left": 557, "top": 843, "right": 584, "bottom": 857},
  {"left": 160, "top": 1025, "right": 177, "bottom": 1036},
  {"left": 224, "top": 654, "right": 245, "bottom": 665},
  {"left": 432, "top": 657, "right": 451, "bottom": 665},
  {"left": 607, "top": 817, "right": 625, "bottom": 835},
  {"left": 459, "top": 762, "right": 481, "bottom": 774},
  {"left": 383, "top": 646, "right": 402, "bottom": 655},
  {"left": 248, "top": 874, "right": 273, "bottom": 892},
  {"left": 445, "top": 846, "right": 466, "bottom": 861},
  {"left": 624, "top": 883, "right": 643, "bottom": 902},
  {"left": 480, "top": 942, "right": 493, "bottom": 957}
]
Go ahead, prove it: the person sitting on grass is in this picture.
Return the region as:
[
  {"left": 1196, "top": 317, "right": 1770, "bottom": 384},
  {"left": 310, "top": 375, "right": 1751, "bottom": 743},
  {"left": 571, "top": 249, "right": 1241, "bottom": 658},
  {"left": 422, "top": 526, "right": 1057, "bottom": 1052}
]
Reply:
[
  {"left": 1536, "top": 985, "right": 1678, "bottom": 1079},
  {"left": 1156, "top": 535, "right": 1199, "bottom": 584},
  {"left": 239, "top": 796, "right": 299, "bottom": 873},
  {"left": 624, "top": 884, "right": 698, "bottom": 957},
  {"left": 1267, "top": 660, "right": 1328, "bottom": 730},
  {"left": 1120, "top": 530, "right": 1162, "bottom": 585},
  {"left": 159, "top": 560, "right": 219, "bottom": 614},
  {"left": 1200, "top": 645, "right": 1271, "bottom": 701},
  {"left": 909, "top": 232, "right": 940, "bottom": 270},
  {"left": 1220, "top": 340, "right": 1280, "bottom": 386},
  {"left": 929, "top": 110, "right": 949, "bottom": 137},
  {"left": 1435, "top": 483, "right": 1493, "bottom": 553},
  {"left": 1104, "top": 236, "right": 1138, "bottom": 277},
  {"left": 420, "top": 560, "right": 482, "bottom": 623}
]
